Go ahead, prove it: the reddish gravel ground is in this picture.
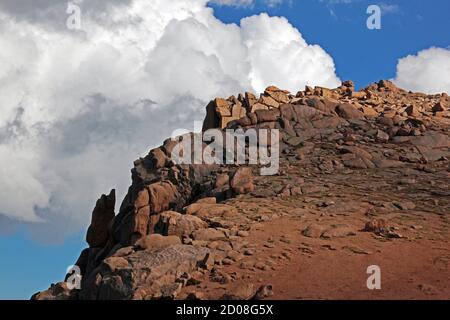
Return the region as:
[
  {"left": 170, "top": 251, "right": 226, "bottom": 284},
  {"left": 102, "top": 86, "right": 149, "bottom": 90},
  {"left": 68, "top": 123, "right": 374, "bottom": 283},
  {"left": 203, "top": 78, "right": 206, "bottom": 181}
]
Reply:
[{"left": 181, "top": 212, "right": 449, "bottom": 300}]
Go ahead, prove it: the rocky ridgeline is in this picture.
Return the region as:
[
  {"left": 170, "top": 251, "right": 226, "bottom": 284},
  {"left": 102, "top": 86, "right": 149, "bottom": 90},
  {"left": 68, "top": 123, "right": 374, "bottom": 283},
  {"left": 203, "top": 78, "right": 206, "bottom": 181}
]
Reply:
[{"left": 33, "top": 80, "right": 449, "bottom": 300}]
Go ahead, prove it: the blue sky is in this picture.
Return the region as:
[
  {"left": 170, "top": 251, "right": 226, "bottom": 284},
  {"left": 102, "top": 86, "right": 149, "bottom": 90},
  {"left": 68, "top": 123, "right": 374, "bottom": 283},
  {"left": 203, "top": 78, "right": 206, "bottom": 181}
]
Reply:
[
  {"left": 0, "top": 0, "right": 449, "bottom": 300},
  {"left": 0, "top": 229, "right": 85, "bottom": 299}
]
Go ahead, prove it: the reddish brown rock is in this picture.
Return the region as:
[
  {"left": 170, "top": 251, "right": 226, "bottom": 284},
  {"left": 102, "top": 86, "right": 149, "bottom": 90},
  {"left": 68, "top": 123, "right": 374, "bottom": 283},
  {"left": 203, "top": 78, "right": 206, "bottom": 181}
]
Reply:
[
  {"left": 87, "top": 190, "right": 116, "bottom": 248},
  {"left": 351, "top": 91, "right": 366, "bottom": 99},
  {"left": 259, "top": 95, "right": 280, "bottom": 109},
  {"left": 405, "top": 105, "right": 420, "bottom": 117},
  {"left": 202, "top": 100, "right": 220, "bottom": 131},
  {"left": 378, "top": 80, "right": 398, "bottom": 92},
  {"left": 376, "top": 129, "right": 390, "bottom": 143},
  {"left": 378, "top": 116, "right": 394, "bottom": 127},
  {"left": 336, "top": 103, "right": 365, "bottom": 120},
  {"left": 342, "top": 80, "right": 355, "bottom": 90},
  {"left": 432, "top": 101, "right": 447, "bottom": 113},
  {"left": 221, "top": 283, "right": 255, "bottom": 300},
  {"left": 364, "top": 219, "right": 388, "bottom": 234},
  {"left": 148, "top": 148, "right": 167, "bottom": 169},
  {"left": 244, "top": 92, "right": 257, "bottom": 110},
  {"left": 153, "top": 211, "right": 206, "bottom": 237},
  {"left": 195, "top": 197, "right": 217, "bottom": 204},
  {"left": 215, "top": 98, "right": 232, "bottom": 116},
  {"left": 360, "top": 105, "right": 378, "bottom": 118},
  {"left": 302, "top": 224, "right": 326, "bottom": 238},
  {"left": 215, "top": 173, "right": 230, "bottom": 189},
  {"left": 192, "top": 228, "right": 226, "bottom": 241},
  {"left": 148, "top": 181, "right": 178, "bottom": 214},
  {"left": 185, "top": 203, "right": 238, "bottom": 218},
  {"left": 32, "top": 282, "right": 78, "bottom": 301},
  {"left": 102, "top": 256, "right": 130, "bottom": 273},
  {"left": 250, "top": 103, "right": 269, "bottom": 113},
  {"left": 230, "top": 167, "right": 254, "bottom": 195},
  {"left": 339, "top": 146, "right": 373, "bottom": 160},
  {"left": 238, "top": 115, "right": 252, "bottom": 127},
  {"left": 264, "top": 86, "right": 290, "bottom": 104},
  {"left": 279, "top": 104, "right": 297, "bottom": 122},
  {"left": 130, "top": 206, "right": 150, "bottom": 244},
  {"left": 135, "top": 234, "right": 182, "bottom": 251},
  {"left": 252, "top": 284, "right": 274, "bottom": 300},
  {"left": 255, "top": 109, "right": 279, "bottom": 123}
]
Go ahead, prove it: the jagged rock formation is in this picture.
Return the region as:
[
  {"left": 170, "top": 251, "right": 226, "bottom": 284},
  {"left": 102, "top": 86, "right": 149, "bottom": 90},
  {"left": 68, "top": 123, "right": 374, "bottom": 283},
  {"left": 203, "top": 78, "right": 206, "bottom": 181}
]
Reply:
[{"left": 33, "top": 80, "right": 450, "bottom": 300}]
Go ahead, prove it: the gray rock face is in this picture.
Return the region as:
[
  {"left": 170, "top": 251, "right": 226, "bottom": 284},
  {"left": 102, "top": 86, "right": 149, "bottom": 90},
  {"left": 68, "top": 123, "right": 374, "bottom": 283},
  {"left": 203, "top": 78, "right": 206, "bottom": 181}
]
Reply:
[{"left": 81, "top": 245, "right": 210, "bottom": 300}]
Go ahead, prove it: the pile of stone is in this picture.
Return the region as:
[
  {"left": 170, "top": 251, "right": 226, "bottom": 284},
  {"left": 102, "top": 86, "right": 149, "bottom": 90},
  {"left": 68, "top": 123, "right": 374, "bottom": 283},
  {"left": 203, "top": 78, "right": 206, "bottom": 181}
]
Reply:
[{"left": 32, "top": 79, "right": 449, "bottom": 300}]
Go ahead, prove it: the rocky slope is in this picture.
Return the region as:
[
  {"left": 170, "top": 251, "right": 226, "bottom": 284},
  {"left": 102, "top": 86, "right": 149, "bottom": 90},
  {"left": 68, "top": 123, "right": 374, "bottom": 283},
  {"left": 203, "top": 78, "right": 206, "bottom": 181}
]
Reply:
[{"left": 33, "top": 80, "right": 450, "bottom": 300}]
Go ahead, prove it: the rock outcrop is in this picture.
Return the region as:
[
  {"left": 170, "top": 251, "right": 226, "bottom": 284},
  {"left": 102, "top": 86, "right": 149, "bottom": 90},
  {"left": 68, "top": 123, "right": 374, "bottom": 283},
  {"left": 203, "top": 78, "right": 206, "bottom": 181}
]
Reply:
[{"left": 33, "top": 79, "right": 450, "bottom": 300}]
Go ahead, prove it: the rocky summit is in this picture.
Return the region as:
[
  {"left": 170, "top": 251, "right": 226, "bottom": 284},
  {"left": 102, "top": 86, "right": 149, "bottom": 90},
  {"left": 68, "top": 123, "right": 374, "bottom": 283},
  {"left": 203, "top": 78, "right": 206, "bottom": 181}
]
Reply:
[{"left": 33, "top": 80, "right": 450, "bottom": 300}]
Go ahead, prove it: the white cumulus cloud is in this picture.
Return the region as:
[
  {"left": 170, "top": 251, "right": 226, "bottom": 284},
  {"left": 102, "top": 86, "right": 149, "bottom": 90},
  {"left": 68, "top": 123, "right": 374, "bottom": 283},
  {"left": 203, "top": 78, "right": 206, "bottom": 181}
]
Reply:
[
  {"left": 241, "top": 13, "right": 340, "bottom": 92},
  {"left": 393, "top": 47, "right": 450, "bottom": 94},
  {"left": 0, "top": 0, "right": 340, "bottom": 242}
]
